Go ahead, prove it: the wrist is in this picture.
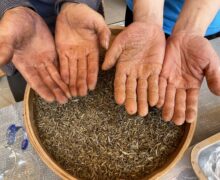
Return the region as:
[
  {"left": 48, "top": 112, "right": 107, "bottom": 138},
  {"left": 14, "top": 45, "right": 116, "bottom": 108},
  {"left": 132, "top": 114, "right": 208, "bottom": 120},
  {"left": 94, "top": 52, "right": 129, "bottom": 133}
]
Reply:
[
  {"left": 60, "top": 2, "right": 78, "bottom": 11},
  {"left": 134, "top": 13, "right": 163, "bottom": 27},
  {"left": 133, "top": 0, "right": 164, "bottom": 27},
  {"left": 173, "top": 21, "right": 208, "bottom": 36},
  {"left": 172, "top": 0, "right": 220, "bottom": 36}
]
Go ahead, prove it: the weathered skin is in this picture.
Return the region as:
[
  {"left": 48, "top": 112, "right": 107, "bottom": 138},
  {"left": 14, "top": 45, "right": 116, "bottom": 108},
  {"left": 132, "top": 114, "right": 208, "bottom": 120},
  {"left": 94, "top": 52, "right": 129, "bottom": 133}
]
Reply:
[
  {"left": 0, "top": 7, "right": 70, "bottom": 104},
  {"left": 102, "top": 22, "right": 166, "bottom": 117},
  {"left": 55, "top": 3, "right": 111, "bottom": 97},
  {"left": 157, "top": 32, "right": 220, "bottom": 125}
]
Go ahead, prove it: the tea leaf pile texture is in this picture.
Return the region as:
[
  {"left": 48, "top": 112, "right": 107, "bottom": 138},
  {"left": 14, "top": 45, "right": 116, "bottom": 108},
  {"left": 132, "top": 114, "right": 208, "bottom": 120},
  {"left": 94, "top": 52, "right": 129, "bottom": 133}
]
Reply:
[{"left": 34, "top": 70, "right": 184, "bottom": 180}]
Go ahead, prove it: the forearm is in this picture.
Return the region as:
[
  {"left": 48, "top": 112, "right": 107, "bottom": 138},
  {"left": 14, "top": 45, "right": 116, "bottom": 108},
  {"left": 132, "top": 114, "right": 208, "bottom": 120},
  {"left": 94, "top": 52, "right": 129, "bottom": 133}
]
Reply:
[
  {"left": 173, "top": 0, "right": 220, "bottom": 35},
  {"left": 133, "top": 0, "right": 164, "bottom": 26}
]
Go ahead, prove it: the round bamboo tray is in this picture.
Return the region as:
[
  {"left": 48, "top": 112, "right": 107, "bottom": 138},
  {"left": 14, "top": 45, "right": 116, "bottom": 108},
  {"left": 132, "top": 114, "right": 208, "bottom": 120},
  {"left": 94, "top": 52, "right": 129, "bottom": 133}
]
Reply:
[
  {"left": 23, "top": 27, "right": 196, "bottom": 179},
  {"left": 24, "top": 87, "right": 196, "bottom": 180}
]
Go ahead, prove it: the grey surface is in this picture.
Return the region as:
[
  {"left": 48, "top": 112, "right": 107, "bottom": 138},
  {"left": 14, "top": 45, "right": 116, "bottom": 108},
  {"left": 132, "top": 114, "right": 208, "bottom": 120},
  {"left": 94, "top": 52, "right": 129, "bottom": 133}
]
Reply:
[{"left": 0, "top": 102, "right": 60, "bottom": 180}]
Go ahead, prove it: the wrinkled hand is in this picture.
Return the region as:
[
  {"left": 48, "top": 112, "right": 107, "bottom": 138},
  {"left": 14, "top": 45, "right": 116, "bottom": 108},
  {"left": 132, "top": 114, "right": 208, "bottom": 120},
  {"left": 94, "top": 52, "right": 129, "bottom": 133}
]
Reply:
[
  {"left": 0, "top": 7, "right": 70, "bottom": 104},
  {"left": 103, "top": 22, "right": 166, "bottom": 116},
  {"left": 157, "top": 32, "right": 220, "bottom": 125},
  {"left": 56, "top": 3, "right": 111, "bottom": 96}
]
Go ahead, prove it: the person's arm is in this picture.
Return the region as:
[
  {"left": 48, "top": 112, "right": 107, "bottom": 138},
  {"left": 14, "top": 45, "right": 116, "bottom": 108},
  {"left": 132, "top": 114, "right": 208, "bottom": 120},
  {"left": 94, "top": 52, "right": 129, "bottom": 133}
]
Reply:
[
  {"left": 133, "top": 0, "right": 164, "bottom": 26},
  {"left": 173, "top": 0, "right": 220, "bottom": 35},
  {"left": 157, "top": 0, "right": 220, "bottom": 125}
]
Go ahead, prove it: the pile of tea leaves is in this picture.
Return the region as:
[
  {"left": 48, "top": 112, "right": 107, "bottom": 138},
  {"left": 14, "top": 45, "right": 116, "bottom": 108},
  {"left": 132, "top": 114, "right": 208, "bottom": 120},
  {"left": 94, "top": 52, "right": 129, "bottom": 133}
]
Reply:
[{"left": 33, "top": 69, "right": 185, "bottom": 180}]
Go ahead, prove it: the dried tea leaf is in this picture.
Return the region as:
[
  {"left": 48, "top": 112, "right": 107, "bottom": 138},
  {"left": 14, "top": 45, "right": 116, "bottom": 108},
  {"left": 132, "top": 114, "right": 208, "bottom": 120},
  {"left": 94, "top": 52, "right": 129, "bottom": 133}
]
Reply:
[{"left": 33, "top": 68, "right": 184, "bottom": 180}]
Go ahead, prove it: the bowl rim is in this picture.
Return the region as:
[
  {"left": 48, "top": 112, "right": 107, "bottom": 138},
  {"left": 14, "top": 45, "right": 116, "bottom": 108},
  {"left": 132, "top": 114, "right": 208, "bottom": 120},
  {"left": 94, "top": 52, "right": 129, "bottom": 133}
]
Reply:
[
  {"left": 191, "top": 133, "right": 220, "bottom": 179},
  {"left": 24, "top": 85, "right": 196, "bottom": 180}
]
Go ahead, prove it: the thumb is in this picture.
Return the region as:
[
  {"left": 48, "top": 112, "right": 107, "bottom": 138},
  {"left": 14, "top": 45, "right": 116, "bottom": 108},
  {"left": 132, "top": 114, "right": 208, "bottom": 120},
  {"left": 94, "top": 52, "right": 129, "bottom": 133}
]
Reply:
[
  {"left": 93, "top": 16, "right": 111, "bottom": 49},
  {"left": 205, "top": 53, "right": 220, "bottom": 96},
  {"left": 102, "top": 34, "right": 123, "bottom": 71},
  {"left": 98, "top": 25, "right": 111, "bottom": 50},
  {"left": 0, "top": 42, "right": 14, "bottom": 67}
]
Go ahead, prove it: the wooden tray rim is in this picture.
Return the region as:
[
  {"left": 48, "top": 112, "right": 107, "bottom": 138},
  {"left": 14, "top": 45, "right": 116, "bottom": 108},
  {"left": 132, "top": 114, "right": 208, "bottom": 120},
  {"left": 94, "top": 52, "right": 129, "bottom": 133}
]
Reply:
[{"left": 24, "top": 86, "right": 196, "bottom": 179}]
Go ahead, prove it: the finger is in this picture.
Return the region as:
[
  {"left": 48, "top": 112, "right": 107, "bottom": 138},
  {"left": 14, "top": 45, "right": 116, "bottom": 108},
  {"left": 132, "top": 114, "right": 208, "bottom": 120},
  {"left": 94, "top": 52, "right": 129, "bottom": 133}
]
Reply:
[
  {"left": 37, "top": 64, "right": 68, "bottom": 104},
  {"left": 202, "top": 41, "right": 220, "bottom": 96},
  {"left": 45, "top": 62, "right": 71, "bottom": 99},
  {"left": 15, "top": 63, "right": 55, "bottom": 102},
  {"left": 186, "top": 89, "right": 199, "bottom": 123},
  {"left": 102, "top": 36, "right": 123, "bottom": 70},
  {"left": 93, "top": 15, "right": 111, "bottom": 49},
  {"left": 69, "top": 56, "right": 77, "bottom": 97},
  {"left": 157, "top": 77, "right": 167, "bottom": 108},
  {"left": 148, "top": 74, "right": 159, "bottom": 107},
  {"left": 59, "top": 54, "right": 69, "bottom": 85},
  {"left": 205, "top": 59, "right": 220, "bottom": 96},
  {"left": 77, "top": 57, "right": 87, "bottom": 96},
  {"left": 125, "top": 75, "right": 137, "bottom": 115},
  {"left": 162, "top": 84, "right": 176, "bottom": 121},
  {"left": 172, "top": 89, "right": 186, "bottom": 125},
  {"left": 114, "top": 67, "right": 126, "bottom": 105},
  {"left": 0, "top": 43, "right": 13, "bottom": 66},
  {"left": 137, "top": 78, "right": 148, "bottom": 117},
  {"left": 98, "top": 26, "right": 111, "bottom": 49},
  {"left": 87, "top": 51, "right": 99, "bottom": 91}
]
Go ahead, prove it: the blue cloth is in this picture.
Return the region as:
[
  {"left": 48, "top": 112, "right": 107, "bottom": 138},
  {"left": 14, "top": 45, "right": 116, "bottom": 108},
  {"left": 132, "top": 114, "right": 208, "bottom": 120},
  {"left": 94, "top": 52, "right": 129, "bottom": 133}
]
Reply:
[{"left": 126, "top": 0, "right": 220, "bottom": 36}]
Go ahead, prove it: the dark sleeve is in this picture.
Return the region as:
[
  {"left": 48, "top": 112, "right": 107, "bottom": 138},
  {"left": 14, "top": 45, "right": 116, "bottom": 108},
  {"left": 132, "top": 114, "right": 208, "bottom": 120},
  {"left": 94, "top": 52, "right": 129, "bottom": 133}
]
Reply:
[
  {"left": 0, "top": 0, "right": 35, "bottom": 17},
  {"left": 0, "top": 0, "right": 36, "bottom": 76},
  {"left": 55, "top": 0, "right": 102, "bottom": 13}
]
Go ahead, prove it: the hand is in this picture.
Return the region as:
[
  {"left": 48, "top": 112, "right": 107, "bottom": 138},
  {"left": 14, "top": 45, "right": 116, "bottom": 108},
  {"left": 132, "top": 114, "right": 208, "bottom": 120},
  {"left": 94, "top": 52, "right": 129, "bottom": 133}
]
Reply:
[
  {"left": 102, "top": 22, "right": 166, "bottom": 116},
  {"left": 157, "top": 32, "right": 220, "bottom": 125},
  {"left": 0, "top": 7, "right": 70, "bottom": 104},
  {"left": 55, "top": 3, "right": 111, "bottom": 96}
]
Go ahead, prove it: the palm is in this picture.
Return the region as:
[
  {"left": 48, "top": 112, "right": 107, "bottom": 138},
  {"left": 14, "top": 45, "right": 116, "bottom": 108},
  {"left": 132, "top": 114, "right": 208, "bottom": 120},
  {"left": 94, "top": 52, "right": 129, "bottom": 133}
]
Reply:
[
  {"left": 0, "top": 7, "right": 70, "bottom": 103},
  {"left": 103, "top": 22, "right": 166, "bottom": 116},
  {"left": 158, "top": 32, "right": 220, "bottom": 125},
  {"left": 117, "top": 25, "right": 164, "bottom": 74}
]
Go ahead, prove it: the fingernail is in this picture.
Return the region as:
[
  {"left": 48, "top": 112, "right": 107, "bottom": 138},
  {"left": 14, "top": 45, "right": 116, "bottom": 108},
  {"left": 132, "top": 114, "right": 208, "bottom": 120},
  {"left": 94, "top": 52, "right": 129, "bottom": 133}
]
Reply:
[
  {"left": 79, "top": 89, "right": 87, "bottom": 97},
  {"left": 89, "top": 84, "right": 96, "bottom": 91},
  {"left": 156, "top": 104, "right": 162, "bottom": 109},
  {"left": 105, "top": 40, "right": 109, "bottom": 49},
  {"left": 47, "top": 97, "right": 55, "bottom": 103},
  {"left": 65, "top": 80, "right": 69, "bottom": 85},
  {"left": 67, "top": 92, "right": 72, "bottom": 99},
  {"left": 70, "top": 88, "right": 77, "bottom": 97},
  {"left": 186, "top": 119, "right": 194, "bottom": 123},
  {"left": 59, "top": 97, "right": 68, "bottom": 104}
]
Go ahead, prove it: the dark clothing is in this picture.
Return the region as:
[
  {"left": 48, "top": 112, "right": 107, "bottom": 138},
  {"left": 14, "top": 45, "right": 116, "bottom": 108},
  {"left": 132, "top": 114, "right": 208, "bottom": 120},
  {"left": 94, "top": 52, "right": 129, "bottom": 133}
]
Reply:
[{"left": 0, "top": 0, "right": 101, "bottom": 17}]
